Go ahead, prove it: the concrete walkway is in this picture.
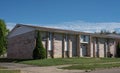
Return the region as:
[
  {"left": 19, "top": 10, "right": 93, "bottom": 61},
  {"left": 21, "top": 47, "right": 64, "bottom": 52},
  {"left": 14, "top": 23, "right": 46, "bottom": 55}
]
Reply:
[
  {"left": 0, "top": 63, "right": 84, "bottom": 73},
  {"left": 1, "top": 63, "right": 120, "bottom": 73},
  {"left": 87, "top": 68, "right": 120, "bottom": 73}
]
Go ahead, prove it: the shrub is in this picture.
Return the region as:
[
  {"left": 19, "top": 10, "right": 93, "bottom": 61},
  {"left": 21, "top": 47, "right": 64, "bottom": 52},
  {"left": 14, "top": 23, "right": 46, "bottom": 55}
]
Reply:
[
  {"left": 33, "top": 31, "right": 46, "bottom": 59},
  {"left": 0, "top": 19, "right": 8, "bottom": 56},
  {"left": 116, "top": 43, "right": 120, "bottom": 57}
]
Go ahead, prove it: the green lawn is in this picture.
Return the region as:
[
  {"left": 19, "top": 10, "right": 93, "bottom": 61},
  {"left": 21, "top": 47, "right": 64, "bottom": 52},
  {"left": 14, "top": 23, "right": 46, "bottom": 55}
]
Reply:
[
  {"left": 18, "top": 58, "right": 120, "bottom": 70},
  {"left": 0, "top": 70, "right": 20, "bottom": 73},
  {"left": 61, "top": 63, "right": 120, "bottom": 70},
  {"left": 19, "top": 58, "right": 120, "bottom": 66},
  {"left": 0, "top": 66, "right": 6, "bottom": 69},
  {"left": 0, "top": 67, "right": 20, "bottom": 73},
  {"left": 1, "top": 58, "right": 120, "bottom": 70}
]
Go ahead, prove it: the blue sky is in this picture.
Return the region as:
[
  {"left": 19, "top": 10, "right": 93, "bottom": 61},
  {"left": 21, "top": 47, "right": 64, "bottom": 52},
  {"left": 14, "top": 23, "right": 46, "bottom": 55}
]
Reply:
[{"left": 1, "top": 0, "right": 120, "bottom": 33}]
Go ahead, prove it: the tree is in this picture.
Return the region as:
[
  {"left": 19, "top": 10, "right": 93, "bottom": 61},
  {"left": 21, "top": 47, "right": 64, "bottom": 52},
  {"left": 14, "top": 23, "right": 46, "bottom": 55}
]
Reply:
[
  {"left": 112, "top": 31, "right": 117, "bottom": 34},
  {"left": 100, "top": 30, "right": 116, "bottom": 34},
  {"left": 33, "top": 31, "right": 46, "bottom": 59},
  {"left": 100, "top": 30, "right": 104, "bottom": 34},
  {"left": 116, "top": 43, "right": 120, "bottom": 57},
  {"left": 0, "top": 19, "right": 8, "bottom": 56}
]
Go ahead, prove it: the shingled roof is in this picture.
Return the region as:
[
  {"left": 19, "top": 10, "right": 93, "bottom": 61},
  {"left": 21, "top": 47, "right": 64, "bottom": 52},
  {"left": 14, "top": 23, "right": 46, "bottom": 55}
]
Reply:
[
  {"left": 16, "top": 24, "right": 92, "bottom": 35},
  {"left": 92, "top": 33, "right": 120, "bottom": 39},
  {"left": 8, "top": 24, "right": 120, "bottom": 39}
]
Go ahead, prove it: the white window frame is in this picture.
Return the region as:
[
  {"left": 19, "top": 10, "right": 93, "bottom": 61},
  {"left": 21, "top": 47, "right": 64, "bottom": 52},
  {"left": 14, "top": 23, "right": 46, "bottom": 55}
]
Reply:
[
  {"left": 48, "top": 32, "right": 52, "bottom": 50},
  {"left": 64, "top": 34, "right": 68, "bottom": 51}
]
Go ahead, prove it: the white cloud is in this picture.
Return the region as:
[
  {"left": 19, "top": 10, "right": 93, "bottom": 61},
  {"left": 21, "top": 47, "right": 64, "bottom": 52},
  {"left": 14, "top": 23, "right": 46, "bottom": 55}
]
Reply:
[
  {"left": 6, "top": 20, "right": 120, "bottom": 33},
  {"left": 42, "top": 21, "right": 120, "bottom": 33},
  {"left": 6, "top": 23, "right": 16, "bottom": 30}
]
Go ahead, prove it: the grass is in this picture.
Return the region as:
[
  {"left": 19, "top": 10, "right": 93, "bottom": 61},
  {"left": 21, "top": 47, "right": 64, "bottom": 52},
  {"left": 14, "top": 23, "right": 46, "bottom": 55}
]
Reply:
[
  {"left": 61, "top": 63, "right": 120, "bottom": 70},
  {"left": 18, "top": 58, "right": 120, "bottom": 70},
  {"left": 0, "top": 58, "right": 31, "bottom": 62},
  {"left": 0, "top": 66, "right": 20, "bottom": 73},
  {"left": 1, "top": 58, "right": 120, "bottom": 70},
  {"left": 0, "top": 66, "right": 6, "bottom": 69},
  {"left": 18, "top": 58, "right": 120, "bottom": 66},
  {"left": 0, "top": 70, "right": 20, "bottom": 73}
]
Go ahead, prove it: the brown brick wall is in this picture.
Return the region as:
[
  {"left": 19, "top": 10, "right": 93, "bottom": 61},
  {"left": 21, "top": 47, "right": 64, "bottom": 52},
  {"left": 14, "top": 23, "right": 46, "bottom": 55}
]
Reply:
[{"left": 7, "top": 31, "right": 36, "bottom": 59}]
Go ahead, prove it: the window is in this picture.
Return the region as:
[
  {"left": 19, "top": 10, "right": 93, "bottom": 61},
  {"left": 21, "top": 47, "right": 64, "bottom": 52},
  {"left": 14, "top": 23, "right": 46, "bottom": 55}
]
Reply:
[
  {"left": 48, "top": 32, "right": 52, "bottom": 50},
  {"left": 86, "top": 36, "right": 89, "bottom": 42},
  {"left": 80, "top": 35, "right": 89, "bottom": 43},
  {"left": 83, "top": 35, "right": 86, "bottom": 42},
  {"left": 42, "top": 36, "right": 46, "bottom": 41},
  {"left": 64, "top": 34, "right": 68, "bottom": 51}
]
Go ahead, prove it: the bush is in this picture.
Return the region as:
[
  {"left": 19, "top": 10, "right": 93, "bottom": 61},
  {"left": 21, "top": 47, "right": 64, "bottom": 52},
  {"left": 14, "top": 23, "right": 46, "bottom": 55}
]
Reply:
[
  {"left": 33, "top": 31, "right": 46, "bottom": 59},
  {"left": 0, "top": 19, "right": 8, "bottom": 56},
  {"left": 116, "top": 43, "right": 120, "bottom": 57}
]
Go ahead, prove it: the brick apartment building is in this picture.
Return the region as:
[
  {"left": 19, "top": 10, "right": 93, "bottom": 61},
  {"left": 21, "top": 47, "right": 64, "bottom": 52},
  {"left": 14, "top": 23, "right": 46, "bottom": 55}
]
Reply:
[{"left": 7, "top": 24, "right": 120, "bottom": 59}]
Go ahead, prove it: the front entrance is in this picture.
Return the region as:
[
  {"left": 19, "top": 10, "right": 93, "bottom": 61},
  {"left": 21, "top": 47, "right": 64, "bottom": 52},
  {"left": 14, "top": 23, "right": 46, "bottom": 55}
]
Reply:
[{"left": 81, "top": 44, "right": 88, "bottom": 57}]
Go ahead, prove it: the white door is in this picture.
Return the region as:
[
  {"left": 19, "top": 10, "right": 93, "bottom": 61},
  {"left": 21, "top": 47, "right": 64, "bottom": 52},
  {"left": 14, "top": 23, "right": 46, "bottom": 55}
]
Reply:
[{"left": 81, "top": 45, "right": 87, "bottom": 57}]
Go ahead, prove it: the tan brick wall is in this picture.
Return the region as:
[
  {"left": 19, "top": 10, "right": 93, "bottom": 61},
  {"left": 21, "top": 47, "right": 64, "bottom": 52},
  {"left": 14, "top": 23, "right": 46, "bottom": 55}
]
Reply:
[
  {"left": 90, "top": 40, "right": 93, "bottom": 57},
  {"left": 92, "top": 38, "right": 105, "bottom": 58},
  {"left": 63, "top": 35, "right": 67, "bottom": 58},
  {"left": 69, "top": 36, "right": 72, "bottom": 57},
  {"left": 98, "top": 39, "right": 105, "bottom": 57},
  {"left": 93, "top": 38, "right": 98, "bottom": 57},
  {"left": 109, "top": 40, "right": 116, "bottom": 57},
  {"left": 53, "top": 33, "right": 63, "bottom": 58},
  {"left": 92, "top": 38, "right": 117, "bottom": 58},
  {"left": 7, "top": 31, "right": 36, "bottom": 59}
]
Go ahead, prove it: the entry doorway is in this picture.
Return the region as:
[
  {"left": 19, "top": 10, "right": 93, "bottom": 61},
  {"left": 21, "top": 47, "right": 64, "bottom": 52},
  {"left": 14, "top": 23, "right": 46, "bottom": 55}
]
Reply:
[{"left": 81, "top": 44, "right": 88, "bottom": 57}]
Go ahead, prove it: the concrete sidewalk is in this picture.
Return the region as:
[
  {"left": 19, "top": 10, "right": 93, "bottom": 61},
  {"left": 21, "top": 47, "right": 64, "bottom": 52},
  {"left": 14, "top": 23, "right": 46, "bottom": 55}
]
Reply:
[
  {"left": 87, "top": 68, "right": 120, "bottom": 73},
  {"left": 0, "top": 63, "right": 84, "bottom": 73},
  {"left": 1, "top": 63, "right": 120, "bottom": 73}
]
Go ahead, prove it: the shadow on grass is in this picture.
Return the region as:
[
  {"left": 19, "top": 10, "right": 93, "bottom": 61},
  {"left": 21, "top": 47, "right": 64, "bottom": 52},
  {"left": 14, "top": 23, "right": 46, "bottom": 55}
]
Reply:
[{"left": 0, "top": 58, "right": 32, "bottom": 63}]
